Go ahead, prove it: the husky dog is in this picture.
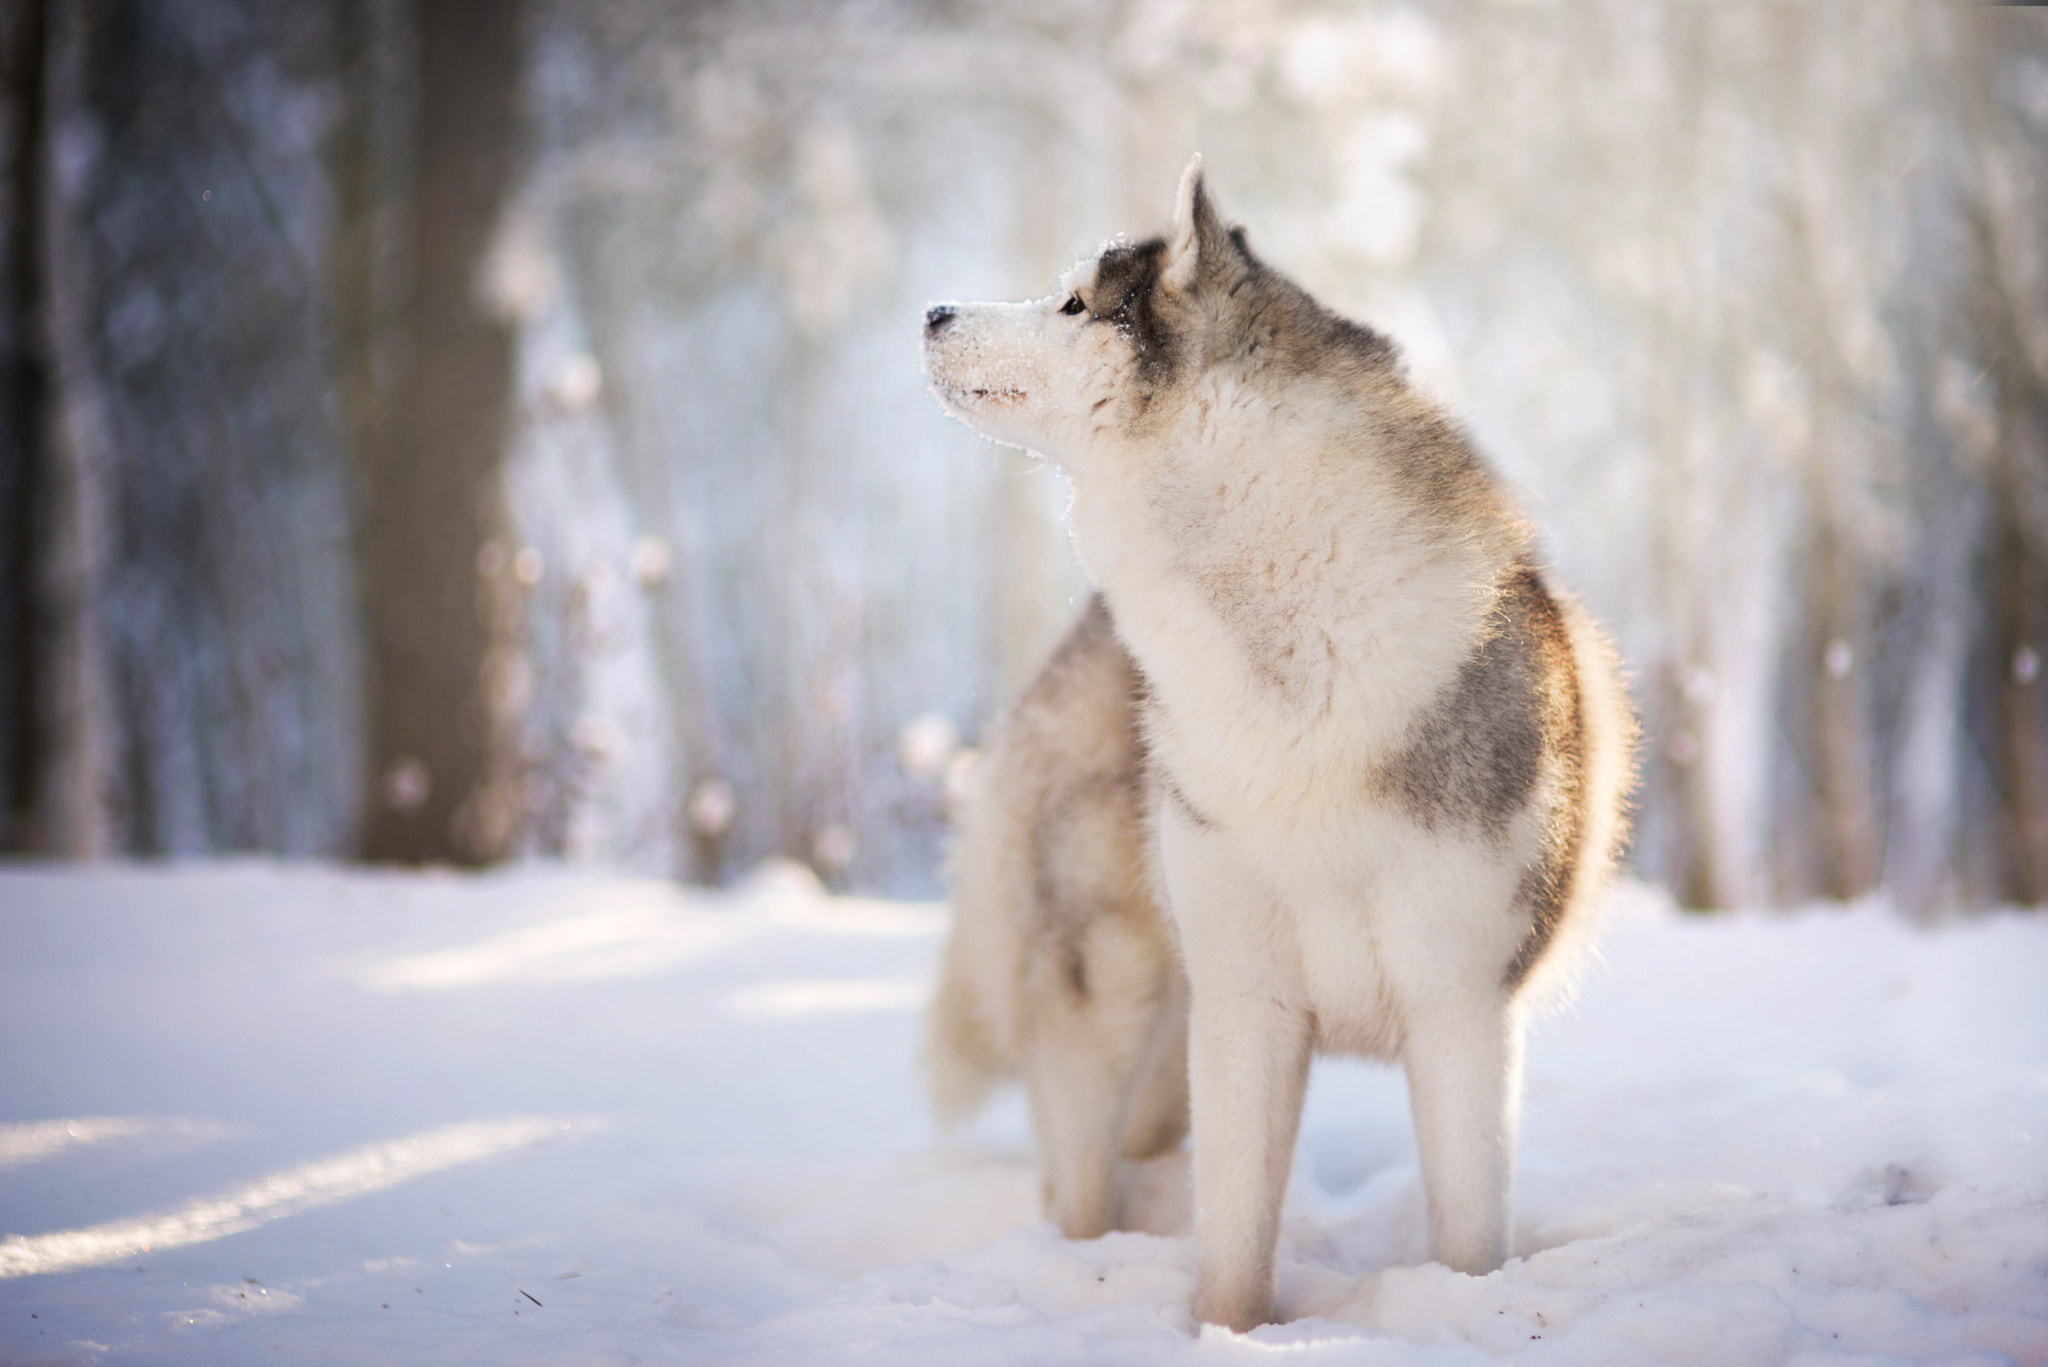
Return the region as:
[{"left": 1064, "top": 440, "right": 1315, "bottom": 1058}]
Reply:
[
  {"left": 922, "top": 157, "right": 1635, "bottom": 1332},
  {"left": 926, "top": 595, "right": 1190, "bottom": 1239}
]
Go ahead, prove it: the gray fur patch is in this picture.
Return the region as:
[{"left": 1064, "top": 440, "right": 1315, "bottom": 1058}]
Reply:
[
  {"left": 1093, "top": 239, "right": 1177, "bottom": 387},
  {"left": 1375, "top": 564, "right": 1591, "bottom": 987},
  {"left": 1380, "top": 569, "right": 1550, "bottom": 837}
]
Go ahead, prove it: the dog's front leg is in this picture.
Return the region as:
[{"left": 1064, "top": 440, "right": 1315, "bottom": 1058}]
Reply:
[
  {"left": 1400, "top": 992, "right": 1523, "bottom": 1276},
  {"left": 1185, "top": 982, "right": 1311, "bottom": 1331},
  {"left": 1159, "top": 819, "right": 1310, "bottom": 1331}
]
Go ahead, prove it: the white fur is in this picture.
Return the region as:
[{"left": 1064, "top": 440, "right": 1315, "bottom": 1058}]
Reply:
[{"left": 922, "top": 157, "right": 1634, "bottom": 1332}]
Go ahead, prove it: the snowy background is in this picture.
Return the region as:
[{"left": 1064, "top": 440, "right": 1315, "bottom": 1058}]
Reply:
[
  {"left": 2, "top": 863, "right": 2045, "bottom": 1365},
  {"left": 4, "top": 2, "right": 2048, "bottom": 1362}
]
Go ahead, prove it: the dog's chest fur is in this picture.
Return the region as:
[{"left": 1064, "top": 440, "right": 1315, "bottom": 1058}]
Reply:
[
  {"left": 1066, "top": 385, "right": 1559, "bottom": 1047},
  {"left": 1074, "top": 381, "right": 1528, "bottom": 840}
]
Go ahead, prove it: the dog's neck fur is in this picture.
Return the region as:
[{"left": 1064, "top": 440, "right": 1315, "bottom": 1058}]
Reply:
[{"left": 1067, "top": 366, "right": 1530, "bottom": 830}]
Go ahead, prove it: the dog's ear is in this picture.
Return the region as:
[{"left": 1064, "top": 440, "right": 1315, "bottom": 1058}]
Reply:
[{"left": 1162, "top": 154, "right": 1246, "bottom": 297}]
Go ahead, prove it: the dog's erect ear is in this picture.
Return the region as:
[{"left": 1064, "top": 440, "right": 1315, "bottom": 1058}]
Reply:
[{"left": 1162, "top": 154, "right": 1244, "bottom": 296}]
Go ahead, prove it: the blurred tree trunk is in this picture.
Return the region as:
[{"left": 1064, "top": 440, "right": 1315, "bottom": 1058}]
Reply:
[
  {"left": 1800, "top": 519, "right": 1884, "bottom": 901},
  {"left": 0, "top": 0, "right": 46, "bottom": 853},
  {"left": 1977, "top": 317, "right": 2048, "bottom": 905},
  {"left": 32, "top": 0, "right": 111, "bottom": 857},
  {"left": 29, "top": 0, "right": 367, "bottom": 857},
  {"left": 360, "top": 0, "right": 523, "bottom": 863},
  {"left": 1952, "top": 8, "right": 2048, "bottom": 908}
]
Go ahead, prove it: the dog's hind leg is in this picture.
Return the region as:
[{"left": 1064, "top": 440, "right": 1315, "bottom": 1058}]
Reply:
[
  {"left": 1400, "top": 993, "right": 1523, "bottom": 1275},
  {"left": 1021, "top": 1022, "right": 1129, "bottom": 1239},
  {"left": 1119, "top": 969, "right": 1190, "bottom": 1161},
  {"left": 1023, "top": 920, "right": 1185, "bottom": 1237}
]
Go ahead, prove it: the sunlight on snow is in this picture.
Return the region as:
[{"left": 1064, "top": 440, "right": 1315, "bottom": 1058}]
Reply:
[
  {"left": 358, "top": 865, "right": 942, "bottom": 993},
  {"left": 0, "top": 1115, "right": 240, "bottom": 1172},
  {"left": 724, "top": 977, "right": 926, "bottom": 1019},
  {"left": 0, "top": 1114, "right": 603, "bottom": 1279},
  {"left": 358, "top": 886, "right": 753, "bottom": 991}
]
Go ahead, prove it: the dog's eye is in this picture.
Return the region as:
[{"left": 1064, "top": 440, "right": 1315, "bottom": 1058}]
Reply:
[{"left": 1059, "top": 294, "right": 1086, "bottom": 316}]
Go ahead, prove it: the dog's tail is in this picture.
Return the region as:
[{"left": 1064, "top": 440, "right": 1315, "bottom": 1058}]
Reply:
[
  {"left": 923, "top": 748, "right": 1026, "bottom": 1128},
  {"left": 925, "top": 935, "right": 1010, "bottom": 1127}
]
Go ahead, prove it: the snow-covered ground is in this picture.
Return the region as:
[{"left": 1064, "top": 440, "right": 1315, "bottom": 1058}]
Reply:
[{"left": 0, "top": 862, "right": 2043, "bottom": 1366}]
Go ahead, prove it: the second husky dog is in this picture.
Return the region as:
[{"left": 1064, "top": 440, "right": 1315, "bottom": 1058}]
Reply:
[
  {"left": 923, "top": 158, "right": 1635, "bottom": 1331},
  {"left": 927, "top": 595, "right": 1189, "bottom": 1239}
]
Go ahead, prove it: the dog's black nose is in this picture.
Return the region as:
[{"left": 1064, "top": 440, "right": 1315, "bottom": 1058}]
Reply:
[{"left": 924, "top": 305, "right": 957, "bottom": 337}]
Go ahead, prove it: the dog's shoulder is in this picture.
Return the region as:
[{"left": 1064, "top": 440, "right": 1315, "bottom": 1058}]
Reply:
[{"left": 1376, "top": 562, "right": 1583, "bottom": 837}]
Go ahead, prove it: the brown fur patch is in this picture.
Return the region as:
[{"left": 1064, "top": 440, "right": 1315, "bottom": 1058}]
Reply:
[{"left": 1018, "top": 597, "right": 1154, "bottom": 1007}]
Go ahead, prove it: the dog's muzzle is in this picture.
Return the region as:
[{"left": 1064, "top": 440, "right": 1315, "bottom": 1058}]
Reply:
[{"left": 924, "top": 305, "right": 957, "bottom": 338}]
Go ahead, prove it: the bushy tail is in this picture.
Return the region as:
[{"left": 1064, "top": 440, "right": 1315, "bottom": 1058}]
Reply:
[
  {"left": 924, "top": 936, "right": 1010, "bottom": 1127},
  {"left": 924, "top": 745, "right": 1027, "bottom": 1129}
]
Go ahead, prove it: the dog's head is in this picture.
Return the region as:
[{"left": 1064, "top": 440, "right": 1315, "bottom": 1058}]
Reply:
[{"left": 920, "top": 156, "right": 1399, "bottom": 474}]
